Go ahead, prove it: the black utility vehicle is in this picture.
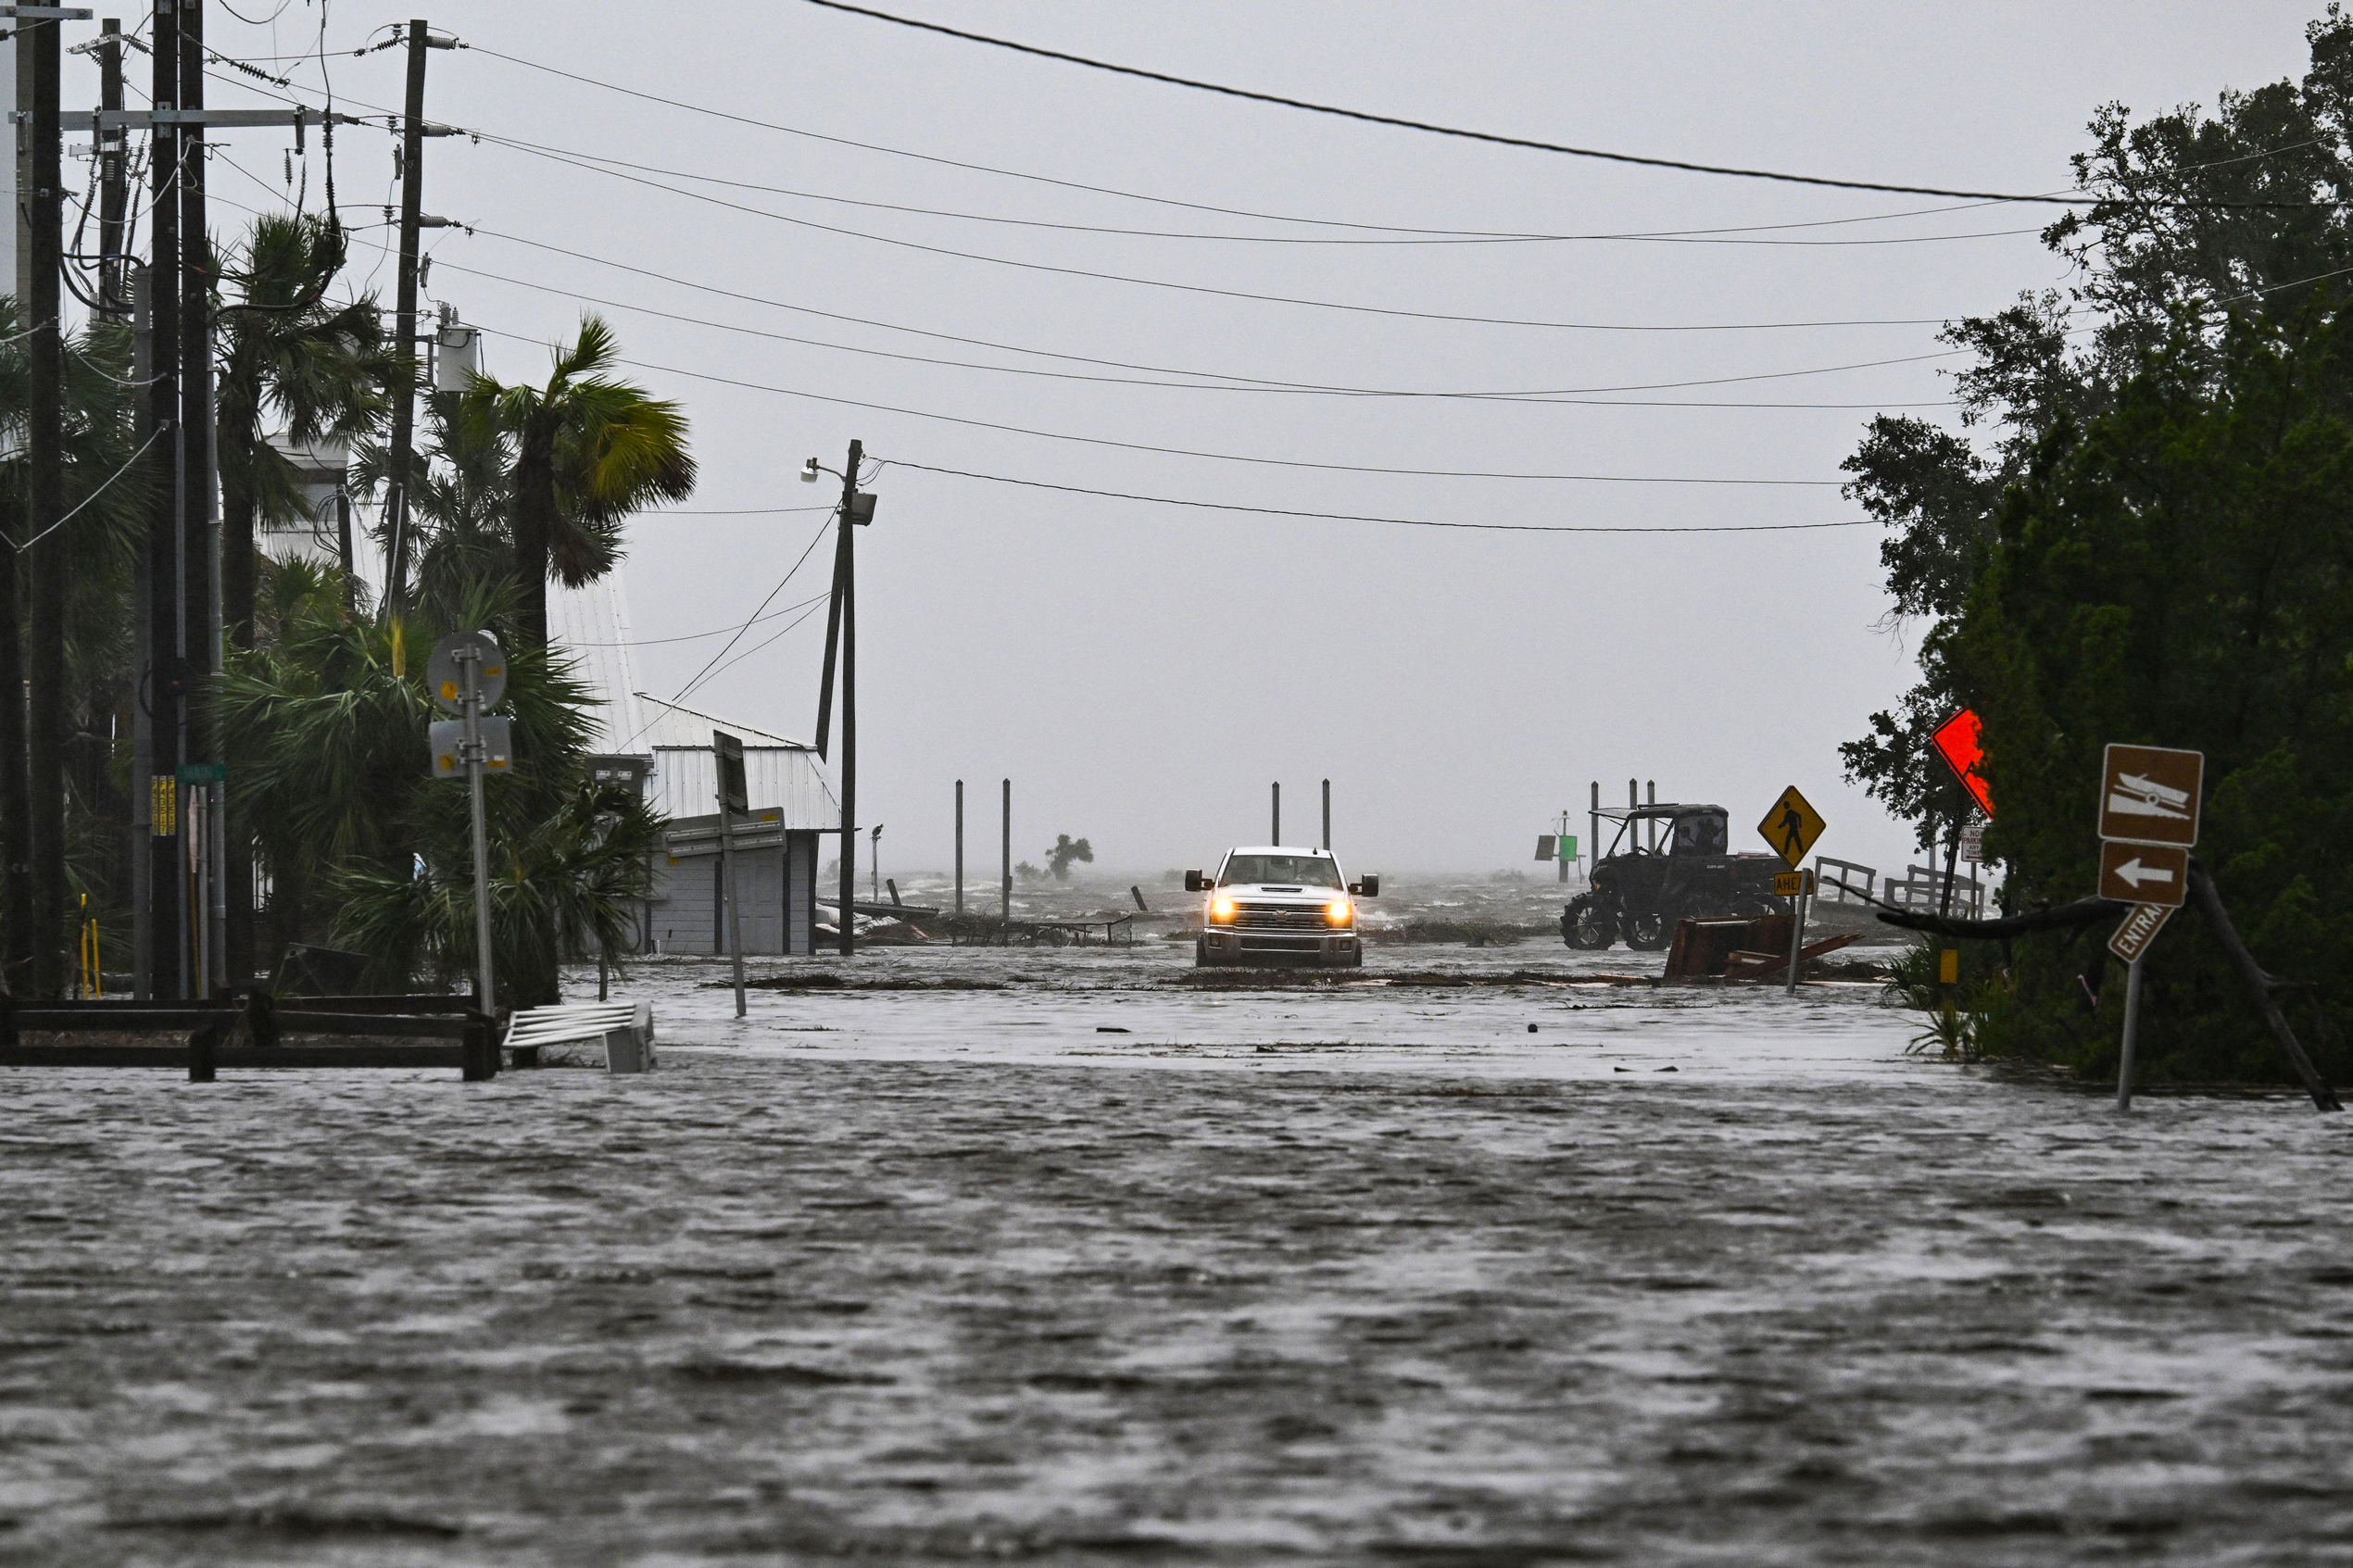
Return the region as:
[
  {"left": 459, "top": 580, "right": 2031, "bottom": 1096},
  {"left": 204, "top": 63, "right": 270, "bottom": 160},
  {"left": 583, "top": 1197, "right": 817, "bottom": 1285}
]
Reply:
[{"left": 1561, "top": 803, "right": 1790, "bottom": 951}]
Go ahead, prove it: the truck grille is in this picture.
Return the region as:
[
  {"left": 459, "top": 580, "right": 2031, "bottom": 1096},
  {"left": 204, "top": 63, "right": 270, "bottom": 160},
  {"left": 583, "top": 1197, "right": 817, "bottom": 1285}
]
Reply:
[{"left": 1233, "top": 902, "right": 1333, "bottom": 931}]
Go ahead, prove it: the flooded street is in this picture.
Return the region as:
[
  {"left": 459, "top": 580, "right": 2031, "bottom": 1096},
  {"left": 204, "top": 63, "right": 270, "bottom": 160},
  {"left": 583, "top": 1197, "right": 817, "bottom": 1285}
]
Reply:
[{"left": 6, "top": 941, "right": 2352, "bottom": 1565}]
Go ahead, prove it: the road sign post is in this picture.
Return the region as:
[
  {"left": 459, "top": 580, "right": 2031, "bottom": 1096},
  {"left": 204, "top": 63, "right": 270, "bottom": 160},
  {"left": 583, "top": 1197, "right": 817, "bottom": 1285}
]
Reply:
[
  {"left": 1758, "top": 786, "right": 1826, "bottom": 997},
  {"left": 2096, "top": 744, "right": 2204, "bottom": 1111},
  {"left": 715, "top": 730, "right": 749, "bottom": 1020}
]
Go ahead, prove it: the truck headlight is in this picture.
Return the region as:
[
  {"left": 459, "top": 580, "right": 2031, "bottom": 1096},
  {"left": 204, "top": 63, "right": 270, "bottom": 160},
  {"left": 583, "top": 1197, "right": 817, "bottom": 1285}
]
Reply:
[
  {"left": 1326, "top": 900, "right": 1353, "bottom": 925},
  {"left": 1211, "top": 897, "right": 1237, "bottom": 922}
]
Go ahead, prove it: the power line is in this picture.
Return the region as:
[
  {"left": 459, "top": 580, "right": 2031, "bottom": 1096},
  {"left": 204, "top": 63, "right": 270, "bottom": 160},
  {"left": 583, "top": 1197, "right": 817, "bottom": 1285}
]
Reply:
[
  {"left": 212, "top": 63, "right": 2022, "bottom": 337},
  {"left": 466, "top": 321, "right": 1900, "bottom": 482},
  {"left": 569, "top": 588, "right": 833, "bottom": 647},
  {"left": 460, "top": 227, "right": 1964, "bottom": 409},
  {"left": 797, "top": 0, "right": 2340, "bottom": 213},
  {"left": 462, "top": 41, "right": 2076, "bottom": 240},
  {"left": 471, "top": 316, "right": 1964, "bottom": 429},
  {"left": 464, "top": 124, "right": 2047, "bottom": 254},
  {"left": 879, "top": 458, "right": 1869, "bottom": 534},
  {"left": 436, "top": 250, "right": 1970, "bottom": 409},
  {"left": 635, "top": 514, "right": 837, "bottom": 742},
  {"left": 477, "top": 133, "right": 2019, "bottom": 334}
]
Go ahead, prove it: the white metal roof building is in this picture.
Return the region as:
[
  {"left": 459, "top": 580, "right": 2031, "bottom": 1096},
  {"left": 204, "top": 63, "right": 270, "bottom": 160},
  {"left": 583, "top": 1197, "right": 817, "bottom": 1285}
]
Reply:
[
  {"left": 548, "top": 572, "right": 838, "bottom": 955},
  {"left": 633, "top": 694, "right": 839, "bottom": 831}
]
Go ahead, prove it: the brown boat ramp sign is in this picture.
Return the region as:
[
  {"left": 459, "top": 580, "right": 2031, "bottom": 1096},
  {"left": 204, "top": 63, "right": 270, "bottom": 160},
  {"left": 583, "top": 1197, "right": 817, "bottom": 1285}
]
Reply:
[{"left": 2099, "top": 744, "right": 2204, "bottom": 847}]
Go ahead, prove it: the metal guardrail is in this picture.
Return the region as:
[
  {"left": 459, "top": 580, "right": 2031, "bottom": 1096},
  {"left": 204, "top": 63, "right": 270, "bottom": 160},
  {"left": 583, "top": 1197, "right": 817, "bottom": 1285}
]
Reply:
[{"left": 1813, "top": 857, "right": 1877, "bottom": 905}]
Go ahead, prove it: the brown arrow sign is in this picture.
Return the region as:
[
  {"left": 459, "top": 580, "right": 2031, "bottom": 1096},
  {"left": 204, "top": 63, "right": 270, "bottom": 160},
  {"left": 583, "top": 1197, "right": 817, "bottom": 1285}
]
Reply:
[{"left": 2099, "top": 841, "right": 2188, "bottom": 907}]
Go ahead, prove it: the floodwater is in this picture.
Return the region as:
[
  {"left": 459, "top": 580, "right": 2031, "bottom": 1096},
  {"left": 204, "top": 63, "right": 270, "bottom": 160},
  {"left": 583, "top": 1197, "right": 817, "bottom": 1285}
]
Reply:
[{"left": 6, "top": 935, "right": 2352, "bottom": 1566}]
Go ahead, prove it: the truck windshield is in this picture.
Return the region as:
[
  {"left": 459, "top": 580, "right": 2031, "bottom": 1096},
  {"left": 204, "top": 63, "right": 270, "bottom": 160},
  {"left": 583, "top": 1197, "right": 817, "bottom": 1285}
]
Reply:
[{"left": 1220, "top": 855, "right": 1342, "bottom": 888}]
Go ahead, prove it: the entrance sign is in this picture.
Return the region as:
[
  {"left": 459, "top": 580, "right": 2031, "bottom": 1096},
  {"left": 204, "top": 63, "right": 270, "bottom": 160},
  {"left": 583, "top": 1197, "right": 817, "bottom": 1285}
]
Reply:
[
  {"left": 1757, "top": 785, "right": 1825, "bottom": 868},
  {"left": 2109, "top": 901, "right": 2175, "bottom": 965},
  {"left": 427, "top": 631, "right": 506, "bottom": 716},
  {"left": 1931, "top": 709, "right": 1994, "bottom": 816},
  {"left": 2098, "top": 841, "right": 2187, "bottom": 907},
  {"left": 2098, "top": 744, "right": 2204, "bottom": 847}
]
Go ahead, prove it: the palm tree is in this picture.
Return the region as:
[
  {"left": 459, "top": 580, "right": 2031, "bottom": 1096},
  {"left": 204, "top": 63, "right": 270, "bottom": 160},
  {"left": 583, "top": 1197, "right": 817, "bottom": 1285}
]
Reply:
[
  {"left": 467, "top": 316, "right": 695, "bottom": 653},
  {"left": 351, "top": 384, "right": 516, "bottom": 630},
  {"left": 217, "top": 566, "right": 657, "bottom": 1009},
  {"left": 214, "top": 213, "right": 390, "bottom": 986}
]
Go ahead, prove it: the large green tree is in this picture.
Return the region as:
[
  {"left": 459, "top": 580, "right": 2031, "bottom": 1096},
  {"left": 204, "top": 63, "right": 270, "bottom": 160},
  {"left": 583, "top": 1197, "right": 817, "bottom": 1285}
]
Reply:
[
  {"left": 1955, "top": 304, "right": 2353, "bottom": 1082},
  {"left": 1845, "top": 6, "right": 2353, "bottom": 1081},
  {"left": 1843, "top": 6, "right": 2353, "bottom": 849}
]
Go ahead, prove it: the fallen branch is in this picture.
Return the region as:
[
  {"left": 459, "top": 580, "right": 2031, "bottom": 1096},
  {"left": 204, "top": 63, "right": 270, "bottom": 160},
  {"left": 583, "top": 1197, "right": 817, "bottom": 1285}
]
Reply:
[
  {"left": 1871, "top": 895, "right": 2126, "bottom": 940},
  {"left": 2186, "top": 859, "right": 2341, "bottom": 1113}
]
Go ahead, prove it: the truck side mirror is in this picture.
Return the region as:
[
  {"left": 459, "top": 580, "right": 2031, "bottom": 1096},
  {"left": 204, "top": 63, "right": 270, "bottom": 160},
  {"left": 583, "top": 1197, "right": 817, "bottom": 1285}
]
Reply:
[
  {"left": 1184, "top": 870, "right": 1207, "bottom": 893},
  {"left": 1350, "top": 875, "right": 1379, "bottom": 897}
]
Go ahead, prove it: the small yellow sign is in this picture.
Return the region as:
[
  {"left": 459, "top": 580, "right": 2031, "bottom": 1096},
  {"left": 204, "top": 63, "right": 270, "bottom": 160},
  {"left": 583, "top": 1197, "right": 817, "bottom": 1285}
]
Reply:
[
  {"left": 1772, "top": 869, "right": 1815, "bottom": 897},
  {"left": 1757, "top": 785, "right": 1826, "bottom": 868}
]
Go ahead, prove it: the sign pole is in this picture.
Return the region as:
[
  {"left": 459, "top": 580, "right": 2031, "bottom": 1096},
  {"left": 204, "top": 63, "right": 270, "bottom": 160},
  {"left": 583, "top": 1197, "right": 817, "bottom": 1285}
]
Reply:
[
  {"left": 2115, "top": 954, "right": 2145, "bottom": 1112},
  {"left": 714, "top": 730, "right": 748, "bottom": 1018},
  {"left": 1785, "top": 885, "right": 1806, "bottom": 997},
  {"left": 719, "top": 806, "right": 744, "bottom": 1017},
  {"left": 459, "top": 646, "right": 497, "bottom": 1016}
]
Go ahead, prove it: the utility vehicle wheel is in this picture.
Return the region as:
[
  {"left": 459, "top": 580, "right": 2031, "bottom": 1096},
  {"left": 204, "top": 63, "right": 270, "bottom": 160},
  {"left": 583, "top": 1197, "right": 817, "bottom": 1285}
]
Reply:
[
  {"left": 1563, "top": 896, "right": 1616, "bottom": 950},
  {"left": 1196, "top": 936, "right": 1212, "bottom": 968},
  {"left": 1623, "top": 907, "right": 1673, "bottom": 951}
]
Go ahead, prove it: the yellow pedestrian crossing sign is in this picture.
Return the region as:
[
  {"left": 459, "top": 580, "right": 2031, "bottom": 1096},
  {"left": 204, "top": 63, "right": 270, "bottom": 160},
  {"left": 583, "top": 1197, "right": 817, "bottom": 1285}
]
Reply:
[{"left": 1758, "top": 785, "right": 1825, "bottom": 868}]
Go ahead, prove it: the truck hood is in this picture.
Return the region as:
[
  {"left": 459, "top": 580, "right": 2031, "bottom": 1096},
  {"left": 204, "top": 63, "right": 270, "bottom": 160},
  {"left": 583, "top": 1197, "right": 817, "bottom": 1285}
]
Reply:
[{"left": 1214, "top": 884, "right": 1347, "bottom": 903}]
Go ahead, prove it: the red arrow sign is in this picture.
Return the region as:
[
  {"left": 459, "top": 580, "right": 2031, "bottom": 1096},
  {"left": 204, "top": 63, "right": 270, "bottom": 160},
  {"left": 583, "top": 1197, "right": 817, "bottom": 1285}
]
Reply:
[{"left": 1931, "top": 709, "right": 1994, "bottom": 817}]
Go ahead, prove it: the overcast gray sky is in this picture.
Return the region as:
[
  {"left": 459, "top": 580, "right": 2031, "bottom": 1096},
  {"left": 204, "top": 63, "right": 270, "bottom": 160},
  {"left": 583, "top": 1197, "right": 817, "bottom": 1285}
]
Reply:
[{"left": 132, "top": 1, "right": 2322, "bottom": 875}]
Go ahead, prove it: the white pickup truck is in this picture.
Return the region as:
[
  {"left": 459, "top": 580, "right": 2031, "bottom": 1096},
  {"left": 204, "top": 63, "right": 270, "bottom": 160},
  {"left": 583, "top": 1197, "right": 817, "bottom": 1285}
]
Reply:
[{"left": 1184, "top": 847, "right": 1379, "bottom": 969}]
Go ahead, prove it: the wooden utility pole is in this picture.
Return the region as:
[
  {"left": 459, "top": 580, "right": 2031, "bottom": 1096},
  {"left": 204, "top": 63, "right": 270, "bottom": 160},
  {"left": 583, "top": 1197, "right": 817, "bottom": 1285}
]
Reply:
[
  {"left": 835, "top": 439, "right": 860, "bottom": 956},
  {"left": 954, "top": 778, "right": 963, "bottom": 913},
  {"left": 180, "top": 0, "right": 223, "bottom": 995},
  {"left": 96, "top": 19, "right": 126, "bottom": 318},
  {"left": 25, "top": 0, "right": 68, "bottom": 995},
  {"left": 1000, "top": 778, "right": 1011, "bottom": 930},
  {"left": 383, "top": 18, "right": 431, "bottom": 608},
  {"left": 145, "top": 0, "right": 183, "bottom": 997}
]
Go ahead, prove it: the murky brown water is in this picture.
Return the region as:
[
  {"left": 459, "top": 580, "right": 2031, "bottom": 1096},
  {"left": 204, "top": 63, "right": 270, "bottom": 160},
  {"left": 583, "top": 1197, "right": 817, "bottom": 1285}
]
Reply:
[{"left": 6, "top": 946, "right": 2350, "bottom": 1565}]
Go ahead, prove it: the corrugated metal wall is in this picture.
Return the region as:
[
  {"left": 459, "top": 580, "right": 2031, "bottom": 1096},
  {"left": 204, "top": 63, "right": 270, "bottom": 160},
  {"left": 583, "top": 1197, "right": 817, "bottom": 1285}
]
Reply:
[{"left": 649, "top": 746, "right": 837, "bottom": 830}]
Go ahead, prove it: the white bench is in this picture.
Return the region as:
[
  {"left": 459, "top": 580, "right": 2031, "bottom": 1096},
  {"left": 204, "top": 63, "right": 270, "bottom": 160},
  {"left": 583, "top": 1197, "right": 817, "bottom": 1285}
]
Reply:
[{"left": 502, "top": 1001, "right": 655, "bottom": 1073}]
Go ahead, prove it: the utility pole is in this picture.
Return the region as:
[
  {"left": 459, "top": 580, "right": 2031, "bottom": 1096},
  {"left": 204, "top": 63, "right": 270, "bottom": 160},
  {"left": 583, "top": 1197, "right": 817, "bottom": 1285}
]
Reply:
[
  {"left": 1321, "top": 779, "right": 1330, "bottom": 851},
  {"left": 1271, "top": 781, "right": 1279, "bottom": 845},
  {"left": 383, "top": 18, "right": 431, "bottom": 608},
  {"left": 953, "top": 779, "right": 963, "bottom": 914},
  {"left": 146, "top": 0, "right": 183, "bottom": 997},
  {"left": 1000, "top": 778, "right": 1011, "bottom": 931},
  {"left": 180, "top": 0, "right": 224, "bottom": 996},
  {"left": 834, "top": 440, "right": 861, "bottom": 956},
  {"left": 96, "top": 18, "right": 125, "bottom": 318},
  {"left": 25, "top": 0, "right": 68, "bottom": 996},
  {"left": 0, "top": 7, "right": 32, "bottom": 996},
  {"left": 129, "top": 267, "right": 152, "bottom": 995}
]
